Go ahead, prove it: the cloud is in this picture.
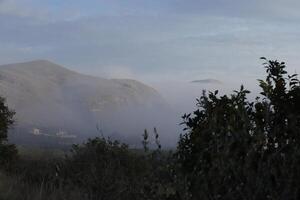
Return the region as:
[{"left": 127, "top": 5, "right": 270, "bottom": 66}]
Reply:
[
  {"left": 166, "top": 0, "right": 300, "bottom": 23},
  {"left": 96, "top": 65, "right": 138, "bottom": 79},
  {"left": 0, "top": 0, "right": 29, "bottom": 17},
  {"left": 0, "top": 0, "right": 48, "bottom": 19},
  {"left": 0, "top": 1, "right": 300, "bottom": 83}
]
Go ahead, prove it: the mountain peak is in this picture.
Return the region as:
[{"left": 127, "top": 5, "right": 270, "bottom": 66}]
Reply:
[
  {"left": 0, "top": 59, "right": 77, "bottom": 76},
  {"left": 25, "top": 59, "right": 57, "bottom": 65},
  {"left": 1, "top": 59, "right": 57, "bottom": 67}
]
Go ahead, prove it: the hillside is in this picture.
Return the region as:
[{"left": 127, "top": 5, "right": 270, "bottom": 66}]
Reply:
[{"left": 0, "top": 60, "right": 169, "bottom": 147}]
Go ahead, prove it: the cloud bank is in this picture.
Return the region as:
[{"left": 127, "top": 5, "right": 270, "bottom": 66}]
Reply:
[{"left": 0, "top": 0, "right": 299, "bottom": 83}]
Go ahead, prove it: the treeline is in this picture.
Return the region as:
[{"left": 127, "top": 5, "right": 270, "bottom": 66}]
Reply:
[{"left": 1, "top": 58, "right": 300, "bottom": 200}]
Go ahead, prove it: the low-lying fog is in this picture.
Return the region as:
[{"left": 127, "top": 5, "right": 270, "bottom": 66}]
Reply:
[
  {"left": 5, "top": 61, "right": 263, "bottom": 149},
  {"left": 142, "top": 77, "right": 262, "bottom": 147},
  {"left": 151, "top": 77, "right": 261, "bottom": 115},
  {"left": 10, "top": 78, "right": 262, "bottom": 149}
]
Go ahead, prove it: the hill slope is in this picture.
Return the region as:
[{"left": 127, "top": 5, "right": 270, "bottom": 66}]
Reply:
[{"left": 0, "top": 60, "right": 169, "bottom": 147}]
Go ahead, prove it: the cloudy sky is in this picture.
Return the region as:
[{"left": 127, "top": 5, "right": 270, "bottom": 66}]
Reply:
[{"left": 1, "top": 0, "right": 300, "bottom": 83}]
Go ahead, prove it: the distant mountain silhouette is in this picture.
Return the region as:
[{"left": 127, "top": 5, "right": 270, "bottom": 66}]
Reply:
[
  {"left": 191, "top": 79, "right": 222, "bottom": 84},
  {"left": 0, "top": 60, "right": 167, "bottom": 146}
]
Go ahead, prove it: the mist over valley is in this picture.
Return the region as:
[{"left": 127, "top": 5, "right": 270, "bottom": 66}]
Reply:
[{"left": 0, "top": 60, "right": 180, "bottom": 148}]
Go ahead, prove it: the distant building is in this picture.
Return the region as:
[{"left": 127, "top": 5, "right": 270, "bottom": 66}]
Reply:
[{"left": 32, "top": 128, "right": 41, "bottom": 135}]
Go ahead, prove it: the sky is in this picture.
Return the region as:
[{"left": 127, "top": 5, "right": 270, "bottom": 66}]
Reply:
[{"left": 0, "top": 0, "right": 300, "bottom": 84}]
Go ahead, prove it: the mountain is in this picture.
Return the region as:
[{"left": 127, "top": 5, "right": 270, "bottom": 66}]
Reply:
[
  {"left": 0, "top": 60, "right": 169, "bottom": 147},
  {"left": 191, "top": 79, "right": 222, "bottom": 84}
]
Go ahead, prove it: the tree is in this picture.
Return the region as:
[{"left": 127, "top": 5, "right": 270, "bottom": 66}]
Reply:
[
  {"left": 176, "top": 58, "right": 300, "bottom": 199},
  {"left": 0, "top": 96, "right": 17, "bottom": 168}
]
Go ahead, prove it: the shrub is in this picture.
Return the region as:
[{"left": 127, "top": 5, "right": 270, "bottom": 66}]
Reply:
[
  {"left": 176, "top": 58, "right": 300, "bottom": 199},
  {"left": 55, "top": 136, "right": 179, "bottom": 200},
  {"left": 0, "top": 96, "right": 17, "bottom": 169}
]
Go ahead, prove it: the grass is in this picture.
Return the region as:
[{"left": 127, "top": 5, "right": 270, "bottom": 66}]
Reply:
[
  {"left": 0, "top": 146, "right": 85, "bottom": 200},
  {"left": 16, "top": 145, "right": 68, "bottom": 160},
  {"left": 0, "top": 170, "right": 87, "bottom": 200},
  {"left": 0, "top": 171, "right": 28, "bottom": 200},
  {"left": 0, "top": 139, "right": 176, "bottom": 200}
]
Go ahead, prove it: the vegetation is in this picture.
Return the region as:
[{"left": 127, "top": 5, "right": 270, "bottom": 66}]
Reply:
[
  {"left": 1, "top": 58, "right": 300, "bottom": 199},
  {"left": 0, "top": 96, "right": 17, "bottom": 169},
  {"left": 177, "top": 58, "right": 300, "bottom": 199},
  {"left": 2, "top": 136, "right": 179, "bottom": 200}
]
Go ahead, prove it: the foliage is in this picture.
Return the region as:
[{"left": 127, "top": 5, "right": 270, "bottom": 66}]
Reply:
[
  {"left": 7, "top": 135, "right": 181, "bottom": 200},
  {"left": 177, "top": 58, "right": 300, "bottom": 199},
  {"left": 0, "top": 96, "right": 17, "bottom": 169},
  {"left": 61, "top": 134, "right": 186, "bottom": 200}
]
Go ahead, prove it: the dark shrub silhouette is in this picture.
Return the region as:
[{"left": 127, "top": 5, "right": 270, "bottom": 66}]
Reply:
[
  {"left": 0, "top": 96, "right": 17, "bottom": 168},
  {"left": 62, "top": 135, "right": 179, "bottom": 200},
  {"left": 176, "top": 58, "right": 300, "bottom": 199}
]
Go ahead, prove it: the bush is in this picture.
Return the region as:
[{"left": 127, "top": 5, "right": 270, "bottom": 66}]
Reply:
[
  {"left": 10, "top": 136, "right": 181, "bottom": 200},
  {"left": 176, "top": 58, "right": 300, "bottom": 199},
  {"left": 0, "top": 96, "right": 17, "bottom": 169},
  {"left": 63, "top": 137, "right": 145, "bottom": 199},
  {"left": 62, "top": 136, "right": 182, "bottom": 200}
]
